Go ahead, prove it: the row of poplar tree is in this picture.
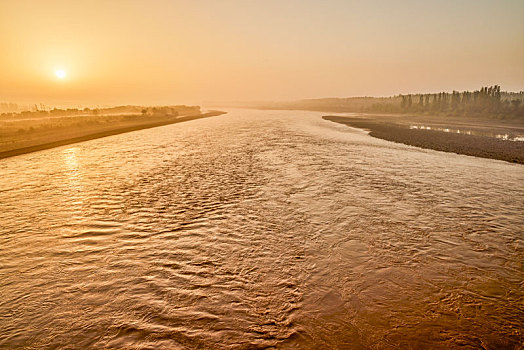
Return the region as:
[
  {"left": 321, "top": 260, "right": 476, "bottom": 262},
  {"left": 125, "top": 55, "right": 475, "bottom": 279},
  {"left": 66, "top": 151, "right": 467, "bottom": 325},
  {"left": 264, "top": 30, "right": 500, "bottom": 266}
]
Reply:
[{"left": 399, "top": 85, "right": 524, "bottom": 117}]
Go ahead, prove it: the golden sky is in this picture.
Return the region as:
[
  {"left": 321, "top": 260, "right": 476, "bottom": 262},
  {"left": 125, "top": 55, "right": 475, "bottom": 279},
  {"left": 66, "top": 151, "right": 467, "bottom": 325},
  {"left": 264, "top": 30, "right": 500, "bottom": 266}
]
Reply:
[{"left": 1, "top": 0, "right": 523, "bottom": 106}]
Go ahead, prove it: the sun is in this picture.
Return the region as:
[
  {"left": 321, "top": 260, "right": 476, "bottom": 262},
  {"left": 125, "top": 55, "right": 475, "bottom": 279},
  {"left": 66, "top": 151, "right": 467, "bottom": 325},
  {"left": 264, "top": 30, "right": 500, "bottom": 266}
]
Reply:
[{"left": 55, "top": 69, "right": 66, "bottom": 79}]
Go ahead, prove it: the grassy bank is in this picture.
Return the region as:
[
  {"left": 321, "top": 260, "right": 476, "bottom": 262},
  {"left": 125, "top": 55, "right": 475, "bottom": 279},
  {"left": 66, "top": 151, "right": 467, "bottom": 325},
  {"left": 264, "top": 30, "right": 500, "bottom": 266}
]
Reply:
[{"left": 0, "top": 111, "right": 226, "bottom": 159}]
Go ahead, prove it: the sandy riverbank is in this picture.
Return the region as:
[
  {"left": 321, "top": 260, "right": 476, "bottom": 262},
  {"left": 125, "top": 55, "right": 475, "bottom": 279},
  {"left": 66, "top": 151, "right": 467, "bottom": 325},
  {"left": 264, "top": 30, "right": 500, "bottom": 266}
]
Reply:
[
  {"left": 324, "top": 115, "right": 524, "bottom": 164},
  {"left": 0, "top": 111, "right": 226, "bottom": 159}
]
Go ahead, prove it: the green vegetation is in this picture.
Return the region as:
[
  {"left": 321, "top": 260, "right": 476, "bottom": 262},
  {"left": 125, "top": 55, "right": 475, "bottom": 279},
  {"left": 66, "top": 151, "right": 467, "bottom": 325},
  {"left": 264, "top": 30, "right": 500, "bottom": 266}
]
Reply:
[
  {"left": 0, "top": 105, "right": 200, "bottom": 119},
  {"left": 398, "top": 86, "right": 524, "bottom": 118},
  {"left": 0, "top": 105, "right": 202, "bottom": 153},
  {"left": 242, "top": 86, "right": 524, "bottom": 120}
]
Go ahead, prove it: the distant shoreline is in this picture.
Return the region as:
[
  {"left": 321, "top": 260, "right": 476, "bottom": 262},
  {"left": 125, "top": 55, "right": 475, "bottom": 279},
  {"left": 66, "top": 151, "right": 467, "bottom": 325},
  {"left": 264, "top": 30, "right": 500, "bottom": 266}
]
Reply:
[
  {"left": 0, "top": 111, "right": 226, "bottom": 160},
  {"left": 324, "top": 115, "right": 524, "bottom": 164}
]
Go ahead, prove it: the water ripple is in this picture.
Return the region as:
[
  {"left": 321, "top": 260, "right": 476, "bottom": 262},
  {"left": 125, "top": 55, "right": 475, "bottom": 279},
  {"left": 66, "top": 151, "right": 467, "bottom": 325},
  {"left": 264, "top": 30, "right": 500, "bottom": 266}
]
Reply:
[{"left": 0, "top": 109, "right": 522, "bottom": 348}]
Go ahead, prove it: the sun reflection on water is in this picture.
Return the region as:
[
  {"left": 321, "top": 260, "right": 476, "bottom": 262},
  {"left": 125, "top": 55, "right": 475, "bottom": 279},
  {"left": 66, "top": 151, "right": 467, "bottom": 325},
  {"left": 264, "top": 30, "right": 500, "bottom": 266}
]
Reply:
[
  {"left": 61, "top": 147, "right": 86, "bottom": 216},
  {"left": 63, "top": 147, "right": 79, "bottom": 172}
]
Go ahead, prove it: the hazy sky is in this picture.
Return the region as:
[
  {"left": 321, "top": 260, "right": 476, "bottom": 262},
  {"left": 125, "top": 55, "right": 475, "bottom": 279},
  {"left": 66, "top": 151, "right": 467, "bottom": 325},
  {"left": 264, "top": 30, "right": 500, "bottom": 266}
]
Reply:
[{"left": 1, "top": 0, "right": 523, "bottom": 106}]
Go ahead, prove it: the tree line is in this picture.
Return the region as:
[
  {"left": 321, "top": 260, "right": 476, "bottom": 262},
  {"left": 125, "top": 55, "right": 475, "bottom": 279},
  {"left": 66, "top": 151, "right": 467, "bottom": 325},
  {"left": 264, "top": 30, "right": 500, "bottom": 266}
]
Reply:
[
  {"left": 1, "top": 105, "right": 201, "bottom": 119},
  {"left": 396, "top": 86, "right": 524, "bottom": 118},
  {"left": 256, "top": 85, "right": 523, "bottom": 119},
  {"left": 0, "top": 102, "right": 22, "bottom": 113}
]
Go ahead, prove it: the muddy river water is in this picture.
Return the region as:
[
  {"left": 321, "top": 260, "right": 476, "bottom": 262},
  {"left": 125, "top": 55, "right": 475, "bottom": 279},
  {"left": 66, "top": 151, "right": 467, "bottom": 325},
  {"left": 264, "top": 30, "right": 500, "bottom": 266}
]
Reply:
[{"left": 0, "top": 109, "right": 522, "bottom": 349}]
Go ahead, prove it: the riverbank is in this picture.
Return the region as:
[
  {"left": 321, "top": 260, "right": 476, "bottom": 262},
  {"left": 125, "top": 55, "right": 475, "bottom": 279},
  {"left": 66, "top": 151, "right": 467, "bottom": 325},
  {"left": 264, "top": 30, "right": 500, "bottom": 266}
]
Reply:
[
  {"left": 324, "top": 115, "right": 524, "bottom": 164},
  {"left": 0, "top": 111, "right": 226, "bottom": 159}
]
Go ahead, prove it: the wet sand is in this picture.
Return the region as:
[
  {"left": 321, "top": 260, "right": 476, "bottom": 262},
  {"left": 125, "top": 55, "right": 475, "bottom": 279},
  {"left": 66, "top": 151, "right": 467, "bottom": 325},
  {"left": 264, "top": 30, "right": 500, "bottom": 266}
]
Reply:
[
  {"left": 324, "top": 115, "right": 524, "bottom": 164},
  {"left": 0, "top": 111, "right": 226, "bottom": 159}
]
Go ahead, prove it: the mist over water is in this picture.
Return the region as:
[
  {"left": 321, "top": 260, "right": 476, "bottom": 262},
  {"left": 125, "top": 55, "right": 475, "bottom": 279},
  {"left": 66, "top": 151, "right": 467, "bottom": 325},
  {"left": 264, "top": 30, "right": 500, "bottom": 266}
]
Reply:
[{"left": 0, "top": 109, "right": 522, "bottom": 349}]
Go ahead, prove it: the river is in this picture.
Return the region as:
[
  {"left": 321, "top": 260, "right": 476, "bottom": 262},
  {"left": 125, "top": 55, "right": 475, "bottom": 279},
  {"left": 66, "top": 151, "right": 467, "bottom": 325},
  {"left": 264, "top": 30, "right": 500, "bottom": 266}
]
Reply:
[{"left": 0, "top": 109, "right": 522, "bottom": 349}]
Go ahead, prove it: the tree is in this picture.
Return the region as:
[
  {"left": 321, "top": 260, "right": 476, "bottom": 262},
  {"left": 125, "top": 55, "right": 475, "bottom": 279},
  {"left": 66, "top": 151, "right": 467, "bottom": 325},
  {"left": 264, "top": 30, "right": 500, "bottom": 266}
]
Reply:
[{"left": 451, "top": 90, "right": 460, "bottom": 111}]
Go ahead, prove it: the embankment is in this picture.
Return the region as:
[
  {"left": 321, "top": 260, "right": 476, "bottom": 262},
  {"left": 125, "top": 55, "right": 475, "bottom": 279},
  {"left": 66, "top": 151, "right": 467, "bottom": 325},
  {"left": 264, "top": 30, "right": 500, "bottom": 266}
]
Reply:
[{"left": 0, "top": 111, "right": 226, "bottom": 159}]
